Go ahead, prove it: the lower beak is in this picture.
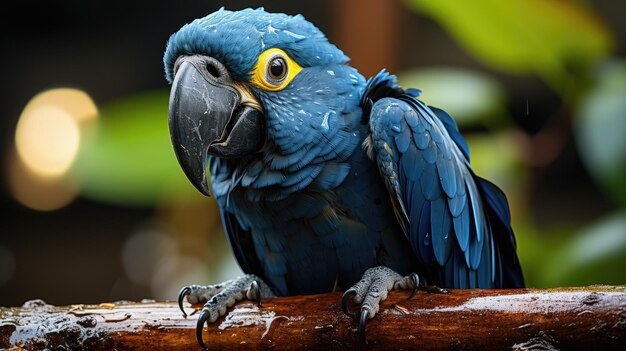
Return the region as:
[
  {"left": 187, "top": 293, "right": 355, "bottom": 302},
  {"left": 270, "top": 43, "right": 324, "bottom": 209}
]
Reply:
[{"left": 168, "top": 55, "right": 265, "bottom": 196}]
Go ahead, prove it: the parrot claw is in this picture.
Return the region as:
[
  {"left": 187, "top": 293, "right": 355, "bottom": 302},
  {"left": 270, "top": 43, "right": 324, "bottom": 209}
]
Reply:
[
  {"left": 341, "top": 289, "right": 358, "bottom": 318},
  {"left": 406, "top": 273, "right": 420, "bottom": 300},
  {"left": 342, "top": 266, "right": 421, "bottom": 339},
  {"left": 249, "top": 280, "right": 262, "bottom": 307},
  {"left": 180, "top": 275, "right": 276, "bottom": 349},
  {"left": 196, "top": 309, "right": 210, "bottom": 349},
  {"left": 359, "top": 309, "right": 369, "bottom": 340},
  {"left": 178, "top": 286, "right": 192, "bottom": 318}
]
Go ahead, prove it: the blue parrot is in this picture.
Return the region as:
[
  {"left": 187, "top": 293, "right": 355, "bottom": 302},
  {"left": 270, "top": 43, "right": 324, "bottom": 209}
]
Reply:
[{"left": 164, "top": 8, "right": 524, "bottom": 347}]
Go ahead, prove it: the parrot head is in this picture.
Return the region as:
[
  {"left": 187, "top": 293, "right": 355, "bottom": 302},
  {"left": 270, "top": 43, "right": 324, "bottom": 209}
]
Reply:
[{"left": 164, "top": 8, "right": 362, "bottom": 196}]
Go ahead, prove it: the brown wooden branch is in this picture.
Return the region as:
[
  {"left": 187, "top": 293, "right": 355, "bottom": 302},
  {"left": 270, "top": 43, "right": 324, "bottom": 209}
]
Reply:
[{"left": 1, "top": 285, "right": 625, "bottom": 350}]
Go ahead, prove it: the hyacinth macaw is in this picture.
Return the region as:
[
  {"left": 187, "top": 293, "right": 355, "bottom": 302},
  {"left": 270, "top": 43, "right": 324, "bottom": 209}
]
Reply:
[{"left": 164, "top": 8, "right": 524, "bottom": 347}]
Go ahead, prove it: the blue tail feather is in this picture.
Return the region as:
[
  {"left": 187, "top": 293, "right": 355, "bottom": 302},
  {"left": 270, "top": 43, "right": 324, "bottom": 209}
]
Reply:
[{"left": 475, "top": 176, "right": 524, "bottom": 288}]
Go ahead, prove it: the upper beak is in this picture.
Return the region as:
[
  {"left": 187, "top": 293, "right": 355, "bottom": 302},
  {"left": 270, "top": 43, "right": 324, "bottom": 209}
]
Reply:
[{"left": 168, "top": 55, "right": 265, "bottom": 196}]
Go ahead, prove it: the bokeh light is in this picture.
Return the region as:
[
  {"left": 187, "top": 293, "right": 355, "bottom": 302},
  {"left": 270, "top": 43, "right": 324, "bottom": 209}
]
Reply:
[
  {"left": 150, "top": 254, "right": 209, "bottom": 301},
  {"left": 119, "top": 223, "right": 243, "bottom": 301},
  {"left": 16, "top": 106, "right": 80, "bottom": 177},
  {"left": 7, "top": 151, "right": 78, "bottom": 211},
  {"left": 121, "top": 229, "right": 178, "bottom": 286},
  {"left": 14, "top": 88, "right": 97, "bottom": 178},
  {"left": 10, "top": 88, "right": 98, "bottom": 211}
]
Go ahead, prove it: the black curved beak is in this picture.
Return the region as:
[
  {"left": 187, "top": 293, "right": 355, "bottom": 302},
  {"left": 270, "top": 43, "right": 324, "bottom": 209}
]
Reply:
[{"left": 168, "top": 55, "right": 265, "bottom": 196}]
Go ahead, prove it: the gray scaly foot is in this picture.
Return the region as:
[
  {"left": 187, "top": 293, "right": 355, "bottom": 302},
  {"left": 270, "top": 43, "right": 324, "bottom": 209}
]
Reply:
[
  {"left": 342, "top": 266, "right": 444, "bottom": 340},
  {"left": 178, "top": 274, "right": 275, "bottom": 348}
]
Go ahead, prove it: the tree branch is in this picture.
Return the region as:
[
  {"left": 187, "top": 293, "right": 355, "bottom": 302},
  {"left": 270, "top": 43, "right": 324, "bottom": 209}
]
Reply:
[{"left": 1, "top": 285, "right": 625, "bottom": 350}]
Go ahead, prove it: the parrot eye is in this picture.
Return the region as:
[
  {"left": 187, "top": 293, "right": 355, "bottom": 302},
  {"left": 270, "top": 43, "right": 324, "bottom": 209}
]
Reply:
[
  {"left": 251, "top": 48, "right": 303, "bottom": 91},
  {"left": 268, "top": 56, "right": 287, "bottom": 82}
]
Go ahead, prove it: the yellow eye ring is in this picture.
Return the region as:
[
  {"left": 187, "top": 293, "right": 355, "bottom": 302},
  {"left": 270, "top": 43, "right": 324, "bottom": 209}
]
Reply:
[{"left": 250, "top": 48, "right": 302, "bottom": 91}]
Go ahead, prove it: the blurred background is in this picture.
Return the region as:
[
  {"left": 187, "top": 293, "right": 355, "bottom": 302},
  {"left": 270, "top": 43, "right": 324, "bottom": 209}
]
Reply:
[{"left": 1, "top": 0, "right": 625, "bottom": 306}]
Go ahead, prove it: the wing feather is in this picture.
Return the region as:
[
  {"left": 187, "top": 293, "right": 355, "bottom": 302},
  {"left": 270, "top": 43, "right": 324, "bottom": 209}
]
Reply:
[{"left": 366, "top": 70, "right": 522, "bottom": 288}]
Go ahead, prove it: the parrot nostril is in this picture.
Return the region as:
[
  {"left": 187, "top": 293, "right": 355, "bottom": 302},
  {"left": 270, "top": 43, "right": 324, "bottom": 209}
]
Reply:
[{"left": 206, "top": 62, "right": 221, "bottom": 79}]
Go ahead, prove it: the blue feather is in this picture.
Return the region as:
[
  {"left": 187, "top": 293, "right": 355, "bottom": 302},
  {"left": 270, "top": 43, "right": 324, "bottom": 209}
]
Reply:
[
  {"left": 395, "top": 127, "right": 412, "bottom": 154},
  {"left": 288, "top": 193, "right": 331, "bottom": 219},
  {"left": 436, "top": 151, "right": 457, "bottom": 197},
  {"left": 467, "top": 211, "right": 483, "bottom": 270},
  {"left": 405, "top": 88, "right": 422, "bottom": 97},
  {"left": 309, "top": 206, "right": 341, "bottom": 237},
  {"left": 455, "top": 250, "right": 468, "bottom": 288},
  {"left": 408, "top": 190, "right": 423, "bottom": 253},
  {"left": 465, "top": 176, "right": 484, "bottom": 242},
  {"left": 252, "top": 168, "right": 286, "bottom": 188},
  {"left": 413, "top": 130, "right": 430, "bottom": 149},
  {"left": 420, "top": 164, "right": 441, "bottom": 201},
  {"left": 282, "top": 164, "right": 324, "bottom": 187},
  {"left": 313, "top": 163, "right": 351, "bottom": 190},
  {"left": 422, "top": 140, "right": 438, "bottom": 164},
  {"left": 417, "top": 200, "right": 432, "bottom": 263},
  {"left": 453, "top": 205, "right": 470, "bottom": 252},
  {"left": 476, "top": 176, "right": 512, "bottom": 225},
  {"left": 405, "top": 109, "right": 420, "bottom": 128},
  {"left": 448, "top": 192, "right": 466, "bottom": 217},
  {"left": 477, "top": 231, "right": 492, "bottom": 288},
  {"left": 267, "top": 146, "right": 314, "bottom": 170},
  {"left": 430, "top": 197, "right": 452, "bottom": 266},
  {"left": 430, "top": 106, "right": 470, "bottom": 161},
  {"left": 259, "top": 246, "right": 287, "bottom": 276},
  {"left": 401, "top": 146, "right": 426, "bottom": 183}
]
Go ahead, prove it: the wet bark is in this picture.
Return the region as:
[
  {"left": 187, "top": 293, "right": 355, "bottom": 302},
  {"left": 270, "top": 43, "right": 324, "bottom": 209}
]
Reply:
[{"left": 1, "top": 285, "right": 625, "bottom": 350}]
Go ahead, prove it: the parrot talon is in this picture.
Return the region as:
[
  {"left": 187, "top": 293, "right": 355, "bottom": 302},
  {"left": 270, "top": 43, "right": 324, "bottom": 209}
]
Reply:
[
  {"left": 406, "top": 273, "right": 420, "bottom": 300},
  {"left": 358, "top": 309, "right": 369, "bottom": 340},
  {"left": 196, "top": 309, "right": 210, "bottom": 349},
  {"left": 250, "top": 280, "right": 262, "bottom": 307},
  {"left": 178, "top": 286, "right": 192, "bottom": 318},
  {"left": 178, "top": 275, "right": 275, "bottom": 349},
  {"left": 341, "top": 289, "right": 358, "bottom": 318}
]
